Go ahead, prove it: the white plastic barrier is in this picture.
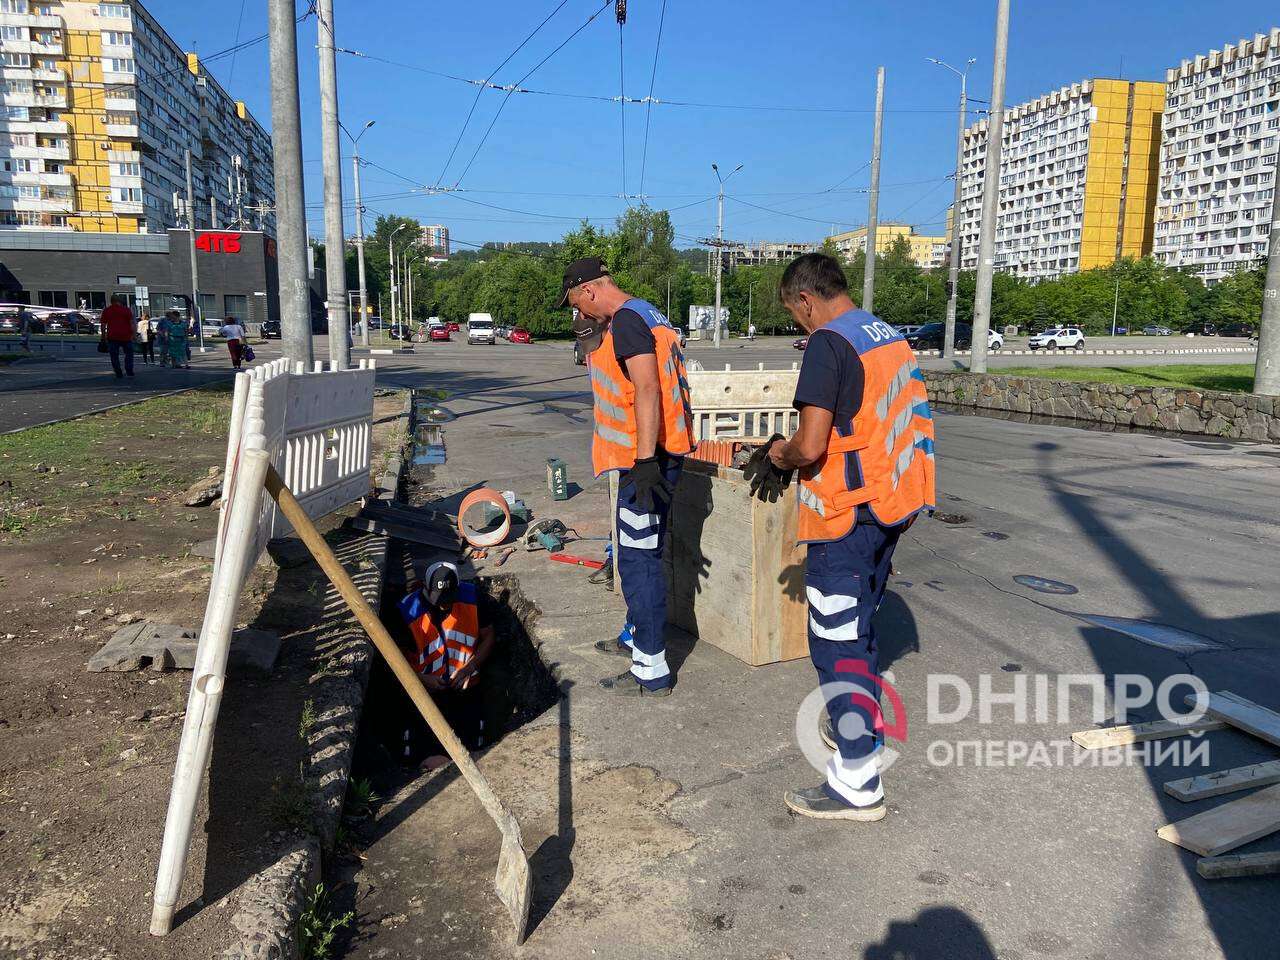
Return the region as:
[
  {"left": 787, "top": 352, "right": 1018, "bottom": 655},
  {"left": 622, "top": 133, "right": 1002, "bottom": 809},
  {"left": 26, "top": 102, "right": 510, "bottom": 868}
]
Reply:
[{"left": 687, "top": 364, "right": 801, "bottom": 440}]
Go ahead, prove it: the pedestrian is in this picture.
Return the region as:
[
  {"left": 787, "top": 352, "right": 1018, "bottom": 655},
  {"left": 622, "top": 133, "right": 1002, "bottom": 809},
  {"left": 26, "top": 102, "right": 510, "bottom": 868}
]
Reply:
[
  {"left": 560, "top": 257, "right": 695, "bottom": 697},
  {"left": 17, "top": 304, "right": 31, "bottom": 352},
  {"left": 746, "top": 253, "right": 935, "bottom": 822},
  {"left": 395, "top": 562, "right": 496, "bottom": 762},
  {"left": 137, "top": 311, "right": 155, "bottom": 364},
  {"left": 218, "top": 316, "right": 246, "bottom": 369},
  {"left": 162, "top": 309, "right": 189, "bottom": 369},
  {"left": 748, "top": 321, "right": 757, "bottom": 341},
  {"left": 100, "top": 294, "right": 136, "bottom": 379}
]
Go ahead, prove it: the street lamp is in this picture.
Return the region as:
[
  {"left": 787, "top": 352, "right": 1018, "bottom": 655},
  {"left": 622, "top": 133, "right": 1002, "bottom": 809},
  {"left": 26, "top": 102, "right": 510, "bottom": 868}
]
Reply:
[
  {"left": 405, "top": 252, "right": 423, "bottom": 331},
  {"left": 928, "top": 56, "right": 976, "bottom": 360},
  {"left": 711, "top": 161, "right": 743, "bottom": 348},
  {"left": 389, "top": 222, "right": 407, "bottom": 335},
  {"left": 340, "top": 119, "right": 376, "bottom": 346}
]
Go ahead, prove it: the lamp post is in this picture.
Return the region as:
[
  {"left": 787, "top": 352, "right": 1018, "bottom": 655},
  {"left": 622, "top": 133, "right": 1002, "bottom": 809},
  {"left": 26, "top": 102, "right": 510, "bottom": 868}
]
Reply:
[
  {"left": 388, "top": 223, "right": 406, "bottom": 336},
  {"left": 340, "top": 119, "right": 375, "bottom": 346},
  {"left": 928, "top": 55, "right": 976, "bottom": 359},
  {"left": 711, "top": 161, "right": 743, "bottom": 348}
]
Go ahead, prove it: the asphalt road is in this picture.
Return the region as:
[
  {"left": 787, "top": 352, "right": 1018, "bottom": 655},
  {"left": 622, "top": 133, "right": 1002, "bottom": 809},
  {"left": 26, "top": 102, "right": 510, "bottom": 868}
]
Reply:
[{"left": 348, "top": 341, "right": 1279, "bottom": 960}]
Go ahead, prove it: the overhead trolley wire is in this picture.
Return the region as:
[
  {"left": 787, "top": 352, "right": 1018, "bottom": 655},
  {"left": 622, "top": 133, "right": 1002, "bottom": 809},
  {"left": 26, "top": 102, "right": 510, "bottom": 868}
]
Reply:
[{"left": 637, "top": 0, "right": 667, "bottom": 198}]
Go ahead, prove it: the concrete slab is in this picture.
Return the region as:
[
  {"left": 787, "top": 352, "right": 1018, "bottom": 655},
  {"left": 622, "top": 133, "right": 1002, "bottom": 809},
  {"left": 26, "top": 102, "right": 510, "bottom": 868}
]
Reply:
[{"left": 87, "top": 621, "right": 281, "bottom": 674}]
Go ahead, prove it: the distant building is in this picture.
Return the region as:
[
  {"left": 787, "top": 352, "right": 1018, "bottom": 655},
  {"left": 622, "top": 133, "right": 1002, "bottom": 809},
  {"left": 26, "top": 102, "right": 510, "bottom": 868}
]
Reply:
[
  {"left": 826, "top": 223, "right": 948, "bottom": 267},
  {"left": 1153, "top": 28, "right": 1280, "bottom": 283},
  {"left": 0, "top": 0, "right": 274, "bottom": 235},
  {"left": 418, "top": 223, "right": 449, "bottom": 258},
  {"left": 725, "top": 240, "right": 816, "bottom": 268},
  {"left": 958, "top": 78, "right": 1165, "bottom": 280}
]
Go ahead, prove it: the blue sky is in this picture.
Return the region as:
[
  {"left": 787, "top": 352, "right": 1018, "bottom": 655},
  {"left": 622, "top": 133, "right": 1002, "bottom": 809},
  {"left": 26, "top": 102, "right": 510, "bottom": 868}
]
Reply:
[{"left": 150, "top": 1, "right": 1278, "bottom": 251}]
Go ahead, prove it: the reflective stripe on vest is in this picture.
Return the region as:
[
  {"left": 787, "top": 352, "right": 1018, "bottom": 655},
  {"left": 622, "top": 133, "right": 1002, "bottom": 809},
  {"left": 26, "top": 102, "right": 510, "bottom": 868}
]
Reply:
[{"left": 409, "top": 601, "right": 480, "bottom": 679}]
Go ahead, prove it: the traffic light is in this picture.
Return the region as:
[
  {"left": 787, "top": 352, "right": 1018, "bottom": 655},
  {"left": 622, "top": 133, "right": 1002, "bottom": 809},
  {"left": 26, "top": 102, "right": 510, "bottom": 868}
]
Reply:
[{"left": 615, "top": 0, "right": 626, "bottom": 24}]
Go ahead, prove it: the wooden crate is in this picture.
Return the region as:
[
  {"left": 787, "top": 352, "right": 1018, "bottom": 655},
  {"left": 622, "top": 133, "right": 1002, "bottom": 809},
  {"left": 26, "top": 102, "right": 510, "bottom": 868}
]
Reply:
[{"left": 664, "top": 457, "right": 808, "bottom": 666}]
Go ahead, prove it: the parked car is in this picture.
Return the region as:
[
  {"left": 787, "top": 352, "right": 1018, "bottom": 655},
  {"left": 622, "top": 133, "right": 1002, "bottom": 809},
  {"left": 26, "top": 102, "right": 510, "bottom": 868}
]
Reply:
[
  {"left": 905, "top": 322, "right": 970, "bottom": 351},
  {"left": 987, "top": 329, "right": 1004, "bottom": 352},
  {"left": 672, "top": 326, "right": 687, "bottom": 348},
  {"left": 509, "top": 327, "right": 531, "bottom": 344},
  {"left": 895, "top": 324, "right": 922, "bottom": 337},
  {"left": 43, "top": 310, "right": 96, "bottom": 335},
  {"left": 1114, "top": 326, "right": 1129, "bottom": 336},
  {"left": 573, "top": 340, "right": 587, "bottom": 365},
  {"left": 467, "top": 313, "right": 496, "bottom": 344},
  {"left": 1028, "top": 327, "right": 1085, "bottom": 351},
  {"left": 1216, "top": 322, "right": 1256, "bottom": 338},
  {"left": 792, "top": 337, "right": 808, "bottom": 351},
  {"left": 261, "top": 319, "right": 282, "bottom": 339},
  {"left": 428, "top": 323, "right": 450, "bottom": 342},
  {"left": 1142, "top": 325, "right": 1172, "bottom": 336},
  {"left": 447, "top": 320, "right": 460, "bottom": 332},
  {"left": 0, "top": 305, "right": 42, "bottom": 334}
]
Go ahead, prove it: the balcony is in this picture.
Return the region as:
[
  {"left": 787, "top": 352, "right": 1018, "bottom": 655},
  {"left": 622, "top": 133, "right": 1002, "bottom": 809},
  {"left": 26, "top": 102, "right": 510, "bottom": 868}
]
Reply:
[
  {"left": 32, "top": 92, "right": 64, "bottom": 108},
  {"left": 105, "top": 122, "right": 138, "bottom": 139},
  {"left": 103, "top": 96, "right": 135, "bottom": 112}
]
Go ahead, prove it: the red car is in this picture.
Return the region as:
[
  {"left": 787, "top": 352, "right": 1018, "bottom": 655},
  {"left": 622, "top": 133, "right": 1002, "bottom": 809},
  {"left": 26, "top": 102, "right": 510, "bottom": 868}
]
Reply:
[
  {"left": 447, "top": 321, "right": 460, "bottom": 332},
  {"left": 509, "top": 328, "right": 532, "bottom": 344},
  {"left": 429, "top": 324, "right": 450, "bottom": 342},
  {"left": 792, "top": 337, "right": 808, "bottom": 350}
]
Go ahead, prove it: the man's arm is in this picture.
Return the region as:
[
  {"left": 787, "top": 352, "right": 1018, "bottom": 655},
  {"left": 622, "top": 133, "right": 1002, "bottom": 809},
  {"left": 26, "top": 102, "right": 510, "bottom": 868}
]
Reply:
[
  {"left": 451, "top": 624, "right": 495, "bottom": 689},
  {"left": 769, "top": 404, "right": 834, "bottom": 470},
  {"left": 624, "top": 352, "right": 662, "bottom": 459}
]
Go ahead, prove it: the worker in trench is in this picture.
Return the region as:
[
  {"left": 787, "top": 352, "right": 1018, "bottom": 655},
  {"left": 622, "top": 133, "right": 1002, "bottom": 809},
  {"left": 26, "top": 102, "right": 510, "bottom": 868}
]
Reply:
[
  {"left": 559, "top": 257, "right": 695, "bottom": 697},
  {"left": 395, "top": 560, "right": 497, "bottom": 765},
  {"left": 745, "top": 252, "right": 935, "bottom": 821}
]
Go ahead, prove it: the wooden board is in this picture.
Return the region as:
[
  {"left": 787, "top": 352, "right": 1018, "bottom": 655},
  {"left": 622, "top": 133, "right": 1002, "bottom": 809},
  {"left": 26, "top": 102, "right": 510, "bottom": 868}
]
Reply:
[
  {"left": 1197, "top": 850, "right": 1280, "bottom": 880},
  {"left": 1156, "top": 783, "right": 1280, "bottom": 857},
  {"left": 1164, "top": 760, "right": 1280, "bottom": 802},
  {"left": 1070, "top": 717, "right": 1226, "bottom": 750},
  {"left": 346, "top": 516, "right": 461, "bottom": 552},
  {"left": 1184, "top": 690, "right": 1280, "bottom": 749}
]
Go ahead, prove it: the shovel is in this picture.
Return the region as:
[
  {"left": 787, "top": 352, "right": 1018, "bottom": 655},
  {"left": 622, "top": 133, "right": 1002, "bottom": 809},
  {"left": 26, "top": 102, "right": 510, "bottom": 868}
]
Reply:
[{"left": 264, "top": 465, "right": 531, "bottom": 944}]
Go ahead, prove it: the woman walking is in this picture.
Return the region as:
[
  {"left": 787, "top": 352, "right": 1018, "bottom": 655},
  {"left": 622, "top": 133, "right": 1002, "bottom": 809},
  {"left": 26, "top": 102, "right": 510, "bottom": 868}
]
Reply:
[
  {"left": 219, "top": 317, "right": 247, "bottom": 370},
  {"left": 137, "top": 311, "right": 155, "bottom": 364},
  {"left": 162, "top": 310, "right": 190, "bottom": 369}
]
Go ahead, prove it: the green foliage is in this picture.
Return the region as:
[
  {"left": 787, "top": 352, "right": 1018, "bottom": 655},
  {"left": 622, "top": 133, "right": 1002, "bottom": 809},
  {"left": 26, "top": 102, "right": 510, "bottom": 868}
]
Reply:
[{"left": 297, "top": 883, "right": 353, "bottom": 960}]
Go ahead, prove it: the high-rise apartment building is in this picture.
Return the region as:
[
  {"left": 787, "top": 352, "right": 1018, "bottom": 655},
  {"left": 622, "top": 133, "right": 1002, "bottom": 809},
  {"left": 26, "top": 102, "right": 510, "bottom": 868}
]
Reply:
[
  {"left": 958, "top": 79, "right": 1164, "bottom": 280},
  {"left": 826, "top": 223, "right": 948, "bottom": 267},
  {"left": 0, "top": 0, "right": 273, "bottom": 234},
  {"left": 419, "top": 223, "right": 449, "bottom": 258},
  {"left": 1152, "top": 28, "right": 1280, "bottom": 283}
]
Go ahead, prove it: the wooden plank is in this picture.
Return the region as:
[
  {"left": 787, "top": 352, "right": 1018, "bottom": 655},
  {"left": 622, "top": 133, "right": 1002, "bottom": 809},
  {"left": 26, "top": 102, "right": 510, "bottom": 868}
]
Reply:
[
  {"left": 1070, "top": 717, "right": 1226, "bottom": 750},
  {"left": 1156, "top": 783, "right": 1280, "bottom": 857},
  {"left": 1164, "top": 760, "right": 1280, "bottom": 802},
  {"left": 1184, "top": 690, "right": 1280, "bottom": 749},
  {"left": 1197, "top": 850, "right": 1280, "bottom": 880},
  {"left": 346, "top": 516, "right": 461, "bottom": 552}
]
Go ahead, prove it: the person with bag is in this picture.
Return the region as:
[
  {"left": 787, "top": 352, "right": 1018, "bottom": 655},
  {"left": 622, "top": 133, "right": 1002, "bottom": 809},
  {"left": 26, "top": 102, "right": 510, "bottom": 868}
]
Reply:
[
  {"left": 560, "top": 257, "right": 695, "bottom": 698},
  {"left": 100, "top": 294, "right": 136, "bottom": 379},
  {"left": 161, "top": 310, "right": 189, "bottom": 369},
  {"left": 218, "top": 317, "right": 247, "bottom": 369},
  {"left": 136, "top": 311, "right": 155, "bottom": 364}
]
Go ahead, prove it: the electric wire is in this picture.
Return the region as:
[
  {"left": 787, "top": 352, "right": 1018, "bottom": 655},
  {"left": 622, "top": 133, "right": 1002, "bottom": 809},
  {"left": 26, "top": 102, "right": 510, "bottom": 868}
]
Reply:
[
  {"left": 637, "top": 0, "right": 667, "bottom": 198},
  {"left": 617, "top": 21, "right": 627, "bottom": 198}
]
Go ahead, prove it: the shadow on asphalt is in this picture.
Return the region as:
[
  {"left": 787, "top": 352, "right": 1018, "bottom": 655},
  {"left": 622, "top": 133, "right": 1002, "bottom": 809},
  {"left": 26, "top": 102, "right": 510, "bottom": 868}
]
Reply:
[{"left": 863, "top": 905, "right": 997, "bottom": 959}]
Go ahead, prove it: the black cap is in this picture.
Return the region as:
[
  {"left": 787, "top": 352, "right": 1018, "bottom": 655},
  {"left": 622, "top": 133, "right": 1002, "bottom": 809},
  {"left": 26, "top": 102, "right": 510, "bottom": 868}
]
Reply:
[{"left": 557, "top": 256, "right": 609, "bottom": 308}]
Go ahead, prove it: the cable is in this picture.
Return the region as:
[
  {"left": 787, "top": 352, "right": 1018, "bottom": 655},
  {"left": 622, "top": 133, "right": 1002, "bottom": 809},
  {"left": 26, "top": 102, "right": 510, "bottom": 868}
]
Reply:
[
  {"left": 432, "top": 0, "right": 572, "bottom": 188},
  {"left": 638, "top": 0, "right": 667, "bottom": 198},
  {"left": 452, "top": 0, "right": 614, "bottom": 189},
  {"left": 226, "top": 0, "right": 249, "bottom": 84},
  {"left": 617, "top": 21, "right": 627, "bottom": 198}
]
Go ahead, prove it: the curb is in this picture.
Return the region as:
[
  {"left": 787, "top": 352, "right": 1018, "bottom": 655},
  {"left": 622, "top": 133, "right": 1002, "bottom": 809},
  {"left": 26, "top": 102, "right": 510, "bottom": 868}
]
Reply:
[
  {"left": 1, "top": 386, "right": 201, "bottom": 435},
  {"left": 914, "top": 345, "right": 1256, "bottom": 358}
]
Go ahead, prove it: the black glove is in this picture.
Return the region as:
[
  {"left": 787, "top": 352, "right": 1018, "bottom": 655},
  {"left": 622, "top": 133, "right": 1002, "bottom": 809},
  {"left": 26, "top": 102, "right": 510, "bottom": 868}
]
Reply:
[
  {"left": 628, "top": 456, "right": 672, "bottom": 513},
  {"left": 742, "top": 434, "right": 785, "bottom": 485},
  {"left": 743, "top": 435, "right": 793, "bottom": 503}
]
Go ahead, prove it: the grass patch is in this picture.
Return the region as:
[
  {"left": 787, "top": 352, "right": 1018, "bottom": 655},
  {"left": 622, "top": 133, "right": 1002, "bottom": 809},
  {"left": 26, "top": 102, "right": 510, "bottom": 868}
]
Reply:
[
  {"left": 0, "top": 383, "right": 232, "bottom": 540},
  {"left": 994, "top": 364, "right": 1256, "bottom": 392},
  {"left": 297, "top": 883, "right": 354, "bottom": 960}
]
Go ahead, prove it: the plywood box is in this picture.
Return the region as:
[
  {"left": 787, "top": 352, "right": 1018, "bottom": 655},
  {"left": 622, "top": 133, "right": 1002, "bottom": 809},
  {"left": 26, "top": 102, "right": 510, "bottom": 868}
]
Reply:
[{"left": 664, "top": 457, "right": 808, "bottom": 666}]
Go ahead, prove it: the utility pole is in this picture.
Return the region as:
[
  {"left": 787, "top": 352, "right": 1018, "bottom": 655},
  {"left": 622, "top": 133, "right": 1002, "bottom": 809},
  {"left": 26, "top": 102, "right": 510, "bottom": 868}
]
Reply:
[
  {"left": 388, "top": 223, "right": 405, "bottom": 334},
  {"left": 183, "top": 148, "right": 205, "bottom": 354},
  {"left": 209, "top": 196, "right": 218, "bottom": 229},
  {"left": 268, "top": 0, "right": 312, "bottom": 368},
  {"left": 931, "top": 56, "right": 975, "bottom": 359},
  {"left": 666, "top": 275, "right": 671, "bottom": 320},
  {"left": 316, "top": 0, "right": 349, "bottom": 369},
  {"left": 970, "top": 0, "right": 1011, "bottom": 374},
  {"left": 711, "top": 162, "right": 743, "bottom": 348},
  {"left": 863, "top": 66, "right": 885, "bottom": 314},
  {"left": 1111, "top": 270, "right": 1121, "bottom": 337},
  {"left": 344, "top": 120, "right": 375, "bottom": 348},
  {"left": 1255, "top": 142, "right": 1280, "bottom": 395}
]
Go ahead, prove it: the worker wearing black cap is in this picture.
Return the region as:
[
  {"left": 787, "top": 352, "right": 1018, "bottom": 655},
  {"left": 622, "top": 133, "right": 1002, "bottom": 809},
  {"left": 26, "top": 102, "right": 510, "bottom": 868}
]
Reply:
[{"left": 560, "top": 257, "right": 695, "bottom": 697}]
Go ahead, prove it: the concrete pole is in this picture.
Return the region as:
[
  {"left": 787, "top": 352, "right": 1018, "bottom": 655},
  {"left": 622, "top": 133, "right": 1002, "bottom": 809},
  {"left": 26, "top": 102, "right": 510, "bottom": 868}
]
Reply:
[
  {"left": 714, "top": 185, "right": 724, "bottom": 348},
  {"left": 943, "top": 70, "right": 968, "bottom": 359},
  {"left": 267, "top": 0, "right": 312, "bottom": 368},
  {"left": 1253, "top": 145, "right": 1280, "bottom": 395},
  {"left": 184, "top": 149, "right": 205, "bottom": 353},
  {"left": 969, "top": 0, "right": 1011, "bottom": 375},
  {"left": 388, "top": 235, "right": 398, "bottom": 333},
  {"left": 316, "top": 0, "right": 349, "bottom": 370},
  {"left": 353, "top": 149, "right": 370, "bottom": 347},
  {"left": 863, "top": 66, "right": 885, "bottom": 314}
]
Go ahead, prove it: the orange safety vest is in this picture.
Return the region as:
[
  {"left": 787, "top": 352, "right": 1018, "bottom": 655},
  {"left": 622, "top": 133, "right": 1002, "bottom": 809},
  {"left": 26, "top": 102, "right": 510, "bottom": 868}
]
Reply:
[
  {"left": 796, "top": 310, "right": 936, "bottom": 543},
  {"left": 401, "top": 582, "right": 481, "bottom": 682},
  {"left": 588, "top": 297, "right": 694, "bottom": 477}
]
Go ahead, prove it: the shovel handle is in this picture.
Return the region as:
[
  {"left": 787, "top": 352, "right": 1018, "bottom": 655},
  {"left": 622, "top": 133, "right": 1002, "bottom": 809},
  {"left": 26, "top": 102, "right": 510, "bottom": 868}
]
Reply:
[{"left": 263, "top": 465, "right": 508, "bottom": 822}]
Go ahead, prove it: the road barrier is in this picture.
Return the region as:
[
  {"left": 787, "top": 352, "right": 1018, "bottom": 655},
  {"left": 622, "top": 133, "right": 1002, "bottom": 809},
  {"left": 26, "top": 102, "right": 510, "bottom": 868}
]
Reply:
[
  {"left": 686, "top": 363, "right": 801, "bottom": 440},
  {"left": 152, "top": 358, "right": 377, "bottom": 936}
]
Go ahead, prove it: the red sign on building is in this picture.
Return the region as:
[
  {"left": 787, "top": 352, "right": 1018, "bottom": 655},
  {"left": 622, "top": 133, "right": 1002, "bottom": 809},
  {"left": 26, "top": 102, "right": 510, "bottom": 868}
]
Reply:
[{"left": 194, "top": 232, "right": 242, "bottom": 254}]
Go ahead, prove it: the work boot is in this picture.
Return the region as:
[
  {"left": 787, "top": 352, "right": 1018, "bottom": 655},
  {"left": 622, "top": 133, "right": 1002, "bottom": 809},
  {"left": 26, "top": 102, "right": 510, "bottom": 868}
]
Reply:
[
  {"left": 593, "top": 638, "right": 632, "bottom": 657},
  {"left": 588, "top": 556, "right": 614, "bottom": 587},
  {"left": 599, "top": 670, "right": 671, "bottom": 698},
  {"left": 784, "top": 786, "right": 886, "bottom": 821},
  {"left": 820, "top": 716, "right": 837, "bottom": 751}
]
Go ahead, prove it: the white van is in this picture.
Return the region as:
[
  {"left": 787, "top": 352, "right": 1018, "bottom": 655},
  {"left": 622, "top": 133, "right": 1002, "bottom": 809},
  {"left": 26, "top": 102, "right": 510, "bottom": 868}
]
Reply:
[{"left": 467, "top": 313, "right": 496, "bottom": 345}]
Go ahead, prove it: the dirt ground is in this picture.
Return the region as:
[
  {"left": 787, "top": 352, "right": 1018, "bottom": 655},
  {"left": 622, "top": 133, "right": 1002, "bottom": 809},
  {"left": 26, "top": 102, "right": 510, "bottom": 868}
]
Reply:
[{"left": 0, "top": 387, "right": 407, "bottom": 959}]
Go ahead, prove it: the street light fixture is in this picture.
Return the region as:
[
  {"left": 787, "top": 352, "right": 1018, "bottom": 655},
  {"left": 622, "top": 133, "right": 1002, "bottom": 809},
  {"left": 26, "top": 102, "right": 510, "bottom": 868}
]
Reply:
[
  {"left": 928, "top": 56, "right": 976, "bottom": 359},
  {"left": 711, "top": 162, "right": 744, "bottom": 348},
  {"left": 340, "top": 120, "right": 376, "bottom": 345}
]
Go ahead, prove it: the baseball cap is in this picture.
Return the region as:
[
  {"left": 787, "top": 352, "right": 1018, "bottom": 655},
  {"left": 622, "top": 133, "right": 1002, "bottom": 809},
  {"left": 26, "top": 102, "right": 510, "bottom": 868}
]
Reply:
[{"left": 557, "top": 256, "right": 609, "bottom": 308}]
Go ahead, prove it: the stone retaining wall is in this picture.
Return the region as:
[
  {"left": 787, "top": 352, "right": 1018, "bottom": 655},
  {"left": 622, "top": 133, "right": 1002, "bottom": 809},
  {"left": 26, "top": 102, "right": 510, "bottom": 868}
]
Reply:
[{"left": 924, "top": 370, "right": 1280, "bottom": 443}]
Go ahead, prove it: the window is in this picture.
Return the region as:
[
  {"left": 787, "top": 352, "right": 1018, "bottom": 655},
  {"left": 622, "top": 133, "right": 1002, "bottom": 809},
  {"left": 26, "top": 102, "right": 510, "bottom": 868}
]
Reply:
[
  {"left": 105, "top": 58, "right": 135, "bottom": 74},
  {"left": 0, "top": 1, "right": 29, "bottom": 12},
  {"left": 99, "top": 2, "right": 129, "bottom": 17},
  {"left": 0, "top": 25, "right": 25, "bottom": 41},
  {"left": 1, "top": 158, "right": 33, "bottom": 173},
  {"left": 37, "top": 290, "right": 68, "bottom": 308},
  {"left": 75, "top": 291, "right": 107, "bottom": 310},
  {"left": 224, "top": 294, "right": 247, "bottom": 321},
  {"left": 0, "top": 52, "right": 31, "bottom": 68},
  {"left": 197, "top": 293, "right": 217, "bottom": 318},
  {"left": 111, "top": 161, "right": 140, "bottom": 177},
  {"left": 116, "top": 275, "right": 136, "bottom": 285},
  {"left": 103, "top": 31, "right": 131, "bottom": 46},
  {"left": 113, "top": 186, "right": 141, "bottom": 202}
]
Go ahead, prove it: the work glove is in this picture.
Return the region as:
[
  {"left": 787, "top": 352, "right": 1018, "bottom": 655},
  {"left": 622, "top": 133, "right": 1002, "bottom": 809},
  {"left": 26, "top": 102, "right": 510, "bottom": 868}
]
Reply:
[
  {"left": 743, "top": 435, "right": 793, "bottom": 503},
  {"left": 627, "top": 456, "right": 672, "bottom": 513}
]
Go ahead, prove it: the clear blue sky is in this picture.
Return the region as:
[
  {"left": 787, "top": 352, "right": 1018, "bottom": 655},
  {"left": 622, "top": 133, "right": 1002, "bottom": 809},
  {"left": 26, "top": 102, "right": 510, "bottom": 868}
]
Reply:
[{"left": 150, "top": 0, "right": 1277, "bottom": 252}]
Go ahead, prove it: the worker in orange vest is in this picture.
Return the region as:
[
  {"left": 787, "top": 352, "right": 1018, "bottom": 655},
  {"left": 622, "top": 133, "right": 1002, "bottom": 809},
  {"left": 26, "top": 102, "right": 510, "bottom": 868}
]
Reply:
[
  {"left": 397, "top": 561, "right": 496, "bottom": 758},
  {"left": 748, "top": 253, "right": 935, "bottom": 821},
  {"left": 559, "top": 257, "right": 695, "bottom": 697}
]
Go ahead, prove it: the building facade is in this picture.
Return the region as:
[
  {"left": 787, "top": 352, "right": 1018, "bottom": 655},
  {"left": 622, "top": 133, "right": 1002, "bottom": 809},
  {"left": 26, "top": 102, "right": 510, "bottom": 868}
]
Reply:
[
  {"left": 0, "top": 0, "right": 273, "bottom": 236},
  {"left": 1152, "top": 28, "right": 1280, "bottom": 283},
  {"left": 419, "top": 223, "right": 449, "bottom": 259},
  {"left": 726, "top": 239, "right": 816, "bottom": 268},
  {"left": 826, "top": 223, "right": 948, "bottom": 267},
  {"left": 958, "top": 78, "right": 1164, "bottom": 280}
]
